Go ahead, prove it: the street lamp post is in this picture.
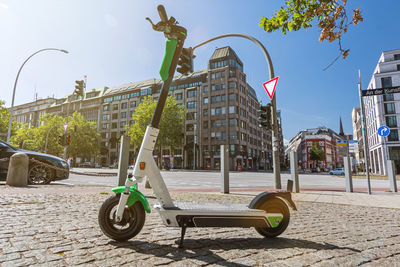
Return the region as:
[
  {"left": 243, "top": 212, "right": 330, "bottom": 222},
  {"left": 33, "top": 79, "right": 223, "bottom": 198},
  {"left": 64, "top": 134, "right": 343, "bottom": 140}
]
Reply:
[
  {"left": 7, "top": 48, "right": 69, "bottom": 143},
  {"left": 193, "top": 33, "right": 282, "bottom": 189}
]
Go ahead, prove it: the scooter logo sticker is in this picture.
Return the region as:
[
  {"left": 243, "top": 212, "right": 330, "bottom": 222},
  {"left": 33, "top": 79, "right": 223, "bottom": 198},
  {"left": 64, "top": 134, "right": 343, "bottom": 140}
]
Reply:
[{"left": 263, "top": 77, "right": 279, "bottom": 100}]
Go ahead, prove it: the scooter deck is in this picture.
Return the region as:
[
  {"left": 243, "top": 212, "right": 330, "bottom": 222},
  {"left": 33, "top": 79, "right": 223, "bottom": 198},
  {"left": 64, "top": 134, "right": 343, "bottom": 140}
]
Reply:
[{"left": 174, "top": 202, "right": 256, "bottom": 213}]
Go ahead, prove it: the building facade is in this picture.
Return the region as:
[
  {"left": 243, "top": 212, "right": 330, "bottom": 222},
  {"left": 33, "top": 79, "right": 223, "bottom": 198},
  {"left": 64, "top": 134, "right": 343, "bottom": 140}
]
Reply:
[
  {"left": 287, "top": 126, "right": 344, "bottom": 170},
  {"left": 364, "top": 49, "right": 400, "bottom": 174},
  {"left": 98, "top": 47, "right": 279, "bottom": 170},
  {"left": 352, "top": 107, "right": 365, "bottom": 170},
  {"left": 13, "top": 97, "right": 56, "bottom": 127}
]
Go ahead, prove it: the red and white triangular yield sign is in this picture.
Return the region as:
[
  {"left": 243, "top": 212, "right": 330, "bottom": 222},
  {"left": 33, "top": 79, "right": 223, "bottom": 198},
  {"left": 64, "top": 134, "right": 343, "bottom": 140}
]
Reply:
[{"left": 263, "top": 76, "right": 279, "bottom": 100}]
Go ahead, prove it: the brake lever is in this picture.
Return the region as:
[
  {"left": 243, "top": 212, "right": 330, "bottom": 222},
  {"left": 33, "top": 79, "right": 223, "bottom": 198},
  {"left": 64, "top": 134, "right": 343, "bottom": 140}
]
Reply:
[{"left": 146, "top": 17, "right": 177, "bottom": 34}]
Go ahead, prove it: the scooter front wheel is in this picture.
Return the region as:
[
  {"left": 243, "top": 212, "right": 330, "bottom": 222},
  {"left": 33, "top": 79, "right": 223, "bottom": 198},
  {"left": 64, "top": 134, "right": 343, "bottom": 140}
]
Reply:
[{"left": 98, "top": 194, "right": 145, "bottom": 241}]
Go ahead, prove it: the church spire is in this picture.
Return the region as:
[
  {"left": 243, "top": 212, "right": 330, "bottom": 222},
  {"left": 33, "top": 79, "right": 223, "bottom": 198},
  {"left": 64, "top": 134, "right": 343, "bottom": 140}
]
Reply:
[{"left": 339, "top": 117, "right": 344, "bottom": 136}]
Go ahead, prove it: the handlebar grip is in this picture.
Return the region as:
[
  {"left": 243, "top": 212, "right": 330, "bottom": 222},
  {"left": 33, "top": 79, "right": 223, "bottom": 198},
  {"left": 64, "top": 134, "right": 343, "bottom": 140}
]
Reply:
[{"left": 157, "top": 5, "right": 168, "bottom": 22}]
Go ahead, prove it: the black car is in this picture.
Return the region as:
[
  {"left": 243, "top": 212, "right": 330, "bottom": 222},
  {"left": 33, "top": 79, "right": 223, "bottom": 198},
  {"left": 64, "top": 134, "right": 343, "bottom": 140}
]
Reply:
[{"left": 0, "top": 140, "right": 69, "bottom": 184}]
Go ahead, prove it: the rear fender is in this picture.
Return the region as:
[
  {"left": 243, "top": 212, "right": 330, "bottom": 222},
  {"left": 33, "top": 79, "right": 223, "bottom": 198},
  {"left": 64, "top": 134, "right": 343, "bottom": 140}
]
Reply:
[
  {"left": 249, "top": 190, "right": 297, "bottom": 211},
  {"left": 112, "top": 186, "right": 151, "bottom": 213}
]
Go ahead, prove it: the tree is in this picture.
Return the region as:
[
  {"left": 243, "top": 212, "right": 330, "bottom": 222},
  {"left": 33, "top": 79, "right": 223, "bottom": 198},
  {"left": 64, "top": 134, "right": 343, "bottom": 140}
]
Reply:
[
  {"left": 66, "top": 112, "right": 100, "bottom": 160},
  {"left": 0, "top": 100, "right": 19, "bottom": 141},
  {"left": 259, "top": 0, "right": 363, "bottom": 67},
  {"left": 10, "top": 124, "right": 38, "bottom": 151},
  {"left": 35, "top": 114, "right": 65, "bottom": 155},
  {"left": 126, "top": 96, "right": 185, "bottom": 187},
  {"left": 309, "top": 143, "right": 325, "bottom": 169}
]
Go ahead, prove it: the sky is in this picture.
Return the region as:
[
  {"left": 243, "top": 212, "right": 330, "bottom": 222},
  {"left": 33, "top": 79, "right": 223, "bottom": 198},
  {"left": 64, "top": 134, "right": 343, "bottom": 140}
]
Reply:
[{"left": 1, "top": 0, "right": 399, "bottom": 142}]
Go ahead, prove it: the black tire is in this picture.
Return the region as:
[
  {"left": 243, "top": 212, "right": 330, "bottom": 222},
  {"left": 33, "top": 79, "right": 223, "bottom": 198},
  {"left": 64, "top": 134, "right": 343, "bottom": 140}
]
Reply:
[
  {"left": 98, "top": 195, "right": 145, "bottom": 241},
  {"left": 253, "top": 197, "right": 290, "bottom": 238},
  {"left": 28, "top": 164, "right": 53, "bottom": 185}
]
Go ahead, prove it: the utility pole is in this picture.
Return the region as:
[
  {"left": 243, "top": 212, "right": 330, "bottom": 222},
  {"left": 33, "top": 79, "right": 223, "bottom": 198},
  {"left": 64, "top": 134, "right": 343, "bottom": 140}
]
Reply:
[
  {"left": 271, "top": 96, "right": 281, "bottom": 189},
  {"left": 358, "top": 70, "right": 372, "bottom": 194}
]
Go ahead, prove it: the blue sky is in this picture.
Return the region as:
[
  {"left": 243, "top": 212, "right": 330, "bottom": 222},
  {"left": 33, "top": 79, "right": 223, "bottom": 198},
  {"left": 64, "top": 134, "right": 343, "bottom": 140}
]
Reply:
[{"left": 0, "top": 0, "right": 399, "bottom": 141}]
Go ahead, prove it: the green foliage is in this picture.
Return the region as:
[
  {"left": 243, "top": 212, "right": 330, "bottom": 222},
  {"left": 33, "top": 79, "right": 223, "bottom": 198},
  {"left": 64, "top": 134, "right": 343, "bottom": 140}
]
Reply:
[
  {"left": 66, "top": 112, "right": 100, "bottom": 159},
  {"left": 0, "top": 100, "right": 19, "bottom": 141},
  {"left": 126, "top": 95, "right": 185, "bottom": 150},
  {"left": 259, "top": 0, "right": 363, "bottom": 60},
  {"left": 309, "top": 144, "right": 325, "bottom": 162}
]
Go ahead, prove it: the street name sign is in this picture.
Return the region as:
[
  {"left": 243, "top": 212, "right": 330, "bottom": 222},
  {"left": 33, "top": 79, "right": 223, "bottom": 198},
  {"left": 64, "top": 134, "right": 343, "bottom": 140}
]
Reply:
[
  {"left": 336, "top": 140, "right": 347, "bottom": 146},
  {"left": 263, "top": 76, "right": 279, "bottom": 100},
  {"left": 378, "top": 125, "right": 390, "bottom": 137},
  {"left": 362, "top": 86, "right": 400, "bottom": 96}
]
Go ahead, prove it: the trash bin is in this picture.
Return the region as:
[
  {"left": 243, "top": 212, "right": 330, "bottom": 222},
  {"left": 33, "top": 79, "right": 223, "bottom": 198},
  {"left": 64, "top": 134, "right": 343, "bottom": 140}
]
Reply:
[{"left": 238, "top": 165, "right": 242, "bottom": 172}]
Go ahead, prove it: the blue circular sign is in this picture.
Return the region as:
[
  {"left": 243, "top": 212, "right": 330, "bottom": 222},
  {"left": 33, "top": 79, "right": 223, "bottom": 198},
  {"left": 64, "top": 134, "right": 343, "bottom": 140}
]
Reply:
[{"left": 378, "top": 126, "right": 390, "bottom": 137}]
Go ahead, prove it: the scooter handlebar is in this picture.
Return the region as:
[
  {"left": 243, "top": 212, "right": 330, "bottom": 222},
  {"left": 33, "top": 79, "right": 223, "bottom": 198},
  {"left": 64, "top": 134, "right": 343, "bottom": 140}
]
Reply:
[{"left": 157, "top": 5, "right": 168, "bottom": 23}]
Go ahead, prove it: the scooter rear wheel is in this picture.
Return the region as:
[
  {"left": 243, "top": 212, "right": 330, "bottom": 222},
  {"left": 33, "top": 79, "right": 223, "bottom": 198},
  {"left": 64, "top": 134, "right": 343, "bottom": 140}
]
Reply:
[
  {"left": 253, "top": 197, "right": 290, "bottom": 238},
  {"left": 98, "top": 194, "right": 145, "bottom": 241}
]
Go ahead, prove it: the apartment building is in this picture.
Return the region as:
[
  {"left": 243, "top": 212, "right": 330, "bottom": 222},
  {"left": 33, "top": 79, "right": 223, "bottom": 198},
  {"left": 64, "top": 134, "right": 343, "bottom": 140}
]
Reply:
[
  {"left": 363, "top": 49, "right": 400, "bottom": 174},
  {"left": 12, "top": 97, "right": 56, "bottom": 127},
  {"left": 47, "top": 86, "right": 109, "bottom": 130},
  {"left": 99, "top": 46, "right": 278, "bottom": 170},
  {"left": 287, "top": 126, "right": 344, "bottom": 170}
]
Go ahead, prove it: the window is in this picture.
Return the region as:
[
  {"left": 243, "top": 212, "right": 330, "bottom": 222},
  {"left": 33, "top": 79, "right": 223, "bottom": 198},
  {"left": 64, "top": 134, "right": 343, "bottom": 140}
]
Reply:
[
  {"left": 103, "top": 97, "right": 112, "bottom": 103},
  {"left": 211, "top": 73, "right": 215, "bottom": 80},
  {"left": 215, "top": 107, "right": 225, "bottom": 115},
  {"left": 319, "top": 141, "right": 324, "bottom": 146},
  {"left": 211, "top": 85, "right": 216, "bottom": 91},
  {"left": 394, "top": 54, "right": 400, "bottom": 60},
  {"left": 203, "top": 86, "right": 208, "bottom": 93},
  {"left": 187, "top": 90, "right": 197, "bottom": 98},
  {"left": 120, "top": 121, "right": 126, "bottom": 128},
  {"left": 203, "top": 97, "right": 209, "bottom": 104},
  {"left": 186, "top": 124, "right": 194, "bottom": 131},
  {"left": 229, "top": 118, "right": 236, "bottom": 127},
  {"left": 203, "top": 146, "right": 209, "bottom": 153},
  {"left": 211, "top": 108, "right": 215, "bottom": 116},
  {"left": 388, "top": 129, "right": 399, "bottom": 141},
  {"left": 186, "top": 112, "right": 197, "bottom": 120},
  {"left": 203, "top": 121, "right": 208, "bottom": 129},
  {"left": 386, "top": 116, "right": 397, "bottom": 127},
  {"left": 384, "top": 93, "right": 394, "bottom": 101},
  {"left": 187, "top": 101, "right": 196, "bottom": 109},
  {"left": 112, "top": 104, "right": 118, "bottom": 110},
  {"left": 121, "top": 103, "right": 128, "bottom": 109},
  {"left": 385, "top": 103, "right": 396, "bottom": 114},
  {"left": 229, "top": 69, "right": 236, "bottom": 78},
  {"left": 121, "top": 112, "right": 127, "bottom": 119},
  {"left": 381, "top": 77, "right": 392, "bottom": 88},
  {"left": 130, "top": 101, "right": 136, "bottom": 108},
  {"left": 103, "top": 105, "right": 110, "bottom": 111},
  {"left": 102, "top": 123, "right": 110, "bottom": 129},
  {"left": 102, "top": 114, "right": 110, "bottom": 121},
  {"left": 112, "top": 113, "right": 118, "bottom": 120},
  {"left": 307, "top": 141, "right": 312, "bottom": 146},
  {"left": 203, "top": 109, "right": 209, "bottom": 116},
  {"left": 229, "top": 106, "right": 236, "bottom": 114},
  {"left": 175, "top": 93, "right": 183, "bottom": 100},
  {"left": 141, "top": 88, "right": 152, "bottom": 96},
  {"left": 229, "top": 82, "right": 236, "bottom": 89},
  {"left": 229, "top": 94, "right": 236, "bottom": 101},
  {"left": 112, "top": 123, "right": 117, "bottom": 129}
]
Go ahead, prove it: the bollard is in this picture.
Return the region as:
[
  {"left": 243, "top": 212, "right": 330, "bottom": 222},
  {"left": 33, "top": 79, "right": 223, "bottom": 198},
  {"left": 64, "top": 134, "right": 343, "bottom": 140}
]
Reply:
[
  {"left": 387, "top": 160, "right": 398, "bottom": 193},
  {"left": 6, "top": 152, "right": 28, "bottom": 186},
  {"left": 290, "top": 151, "right": 299, "bottom": 193},
  {"left": 118, "top": 135, "right": 130, "bottom": 186},
  {"left": 344, "top": 156, "right": 353, "bottom": 192},
  {"left": 221, "top": 145, "right": 229, "bottom": 194}
]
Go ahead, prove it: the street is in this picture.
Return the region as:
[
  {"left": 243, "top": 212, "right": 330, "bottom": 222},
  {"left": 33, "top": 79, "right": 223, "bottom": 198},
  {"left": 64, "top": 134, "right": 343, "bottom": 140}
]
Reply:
[{"left": 62, "top": 169, "right": 396, "bottom": 192}]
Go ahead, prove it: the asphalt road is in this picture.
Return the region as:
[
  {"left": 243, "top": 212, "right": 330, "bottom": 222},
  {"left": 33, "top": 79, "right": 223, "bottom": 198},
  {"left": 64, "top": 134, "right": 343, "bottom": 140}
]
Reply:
[{"left": 61, "top": 168, "right": 395, "bottom": 192}]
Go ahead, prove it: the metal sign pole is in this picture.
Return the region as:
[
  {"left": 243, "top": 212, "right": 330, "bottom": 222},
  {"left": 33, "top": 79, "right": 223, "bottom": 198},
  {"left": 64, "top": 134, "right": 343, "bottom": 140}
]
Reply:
[{"left": 358, "top": 70, "right": 372, "bottom": 194}]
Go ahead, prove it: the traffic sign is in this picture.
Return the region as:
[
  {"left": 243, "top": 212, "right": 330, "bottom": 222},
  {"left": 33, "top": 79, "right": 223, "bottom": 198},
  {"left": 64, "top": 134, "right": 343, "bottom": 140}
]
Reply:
[
  {"left": 336, "top": 140, "right": 347, "bottom": 146},
  {"left": 263, "top": 76, "right": 279, "bottom": 100},
  {"left": 362, "top": 86, "right": 400, "bottom": 96},
  {"left": 378, "top": 126, "right": 390, "bottom": 137}
]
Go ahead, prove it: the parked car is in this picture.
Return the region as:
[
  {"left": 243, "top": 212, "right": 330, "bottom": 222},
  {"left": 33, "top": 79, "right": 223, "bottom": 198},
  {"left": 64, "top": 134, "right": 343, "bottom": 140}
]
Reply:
[
  {"left": 94, "top": 163, "right": 102, "bottom": 168},
  {"left": 311, "top": 168, "right": 318, "bottom": 173},
  {"left": 79, "top": 162, "right": 95, "bottom": 168},
  {"left": 0, "top": 139, "right": 69, "bottom": 184},
  {"left": 329, "top": 168, "right": 345, "bottom": 175}
]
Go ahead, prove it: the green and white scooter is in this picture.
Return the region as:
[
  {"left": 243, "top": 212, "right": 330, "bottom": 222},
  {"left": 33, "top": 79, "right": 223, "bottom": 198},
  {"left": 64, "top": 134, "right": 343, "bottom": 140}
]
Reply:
[{"left": 98, "top": 5, "right": 297, "bottom": 248}]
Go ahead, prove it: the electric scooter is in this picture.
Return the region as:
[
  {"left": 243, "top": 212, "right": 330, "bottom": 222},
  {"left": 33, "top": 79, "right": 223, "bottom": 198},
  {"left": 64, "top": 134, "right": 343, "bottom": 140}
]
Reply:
[{"left": 98, "top": 5, "right": 297, "bottom": 248}]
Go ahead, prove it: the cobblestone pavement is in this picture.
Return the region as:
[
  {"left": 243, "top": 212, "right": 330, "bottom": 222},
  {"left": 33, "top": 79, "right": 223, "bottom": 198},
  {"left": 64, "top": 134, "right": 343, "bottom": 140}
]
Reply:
[{"left": 1, "top": 189, "right": 400, "bottom": 266}]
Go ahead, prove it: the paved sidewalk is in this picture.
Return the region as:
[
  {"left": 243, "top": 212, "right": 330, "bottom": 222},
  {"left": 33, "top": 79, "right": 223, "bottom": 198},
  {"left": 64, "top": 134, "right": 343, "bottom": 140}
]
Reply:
[{"left": 1, "top": 184, "right": 400, "bottom": 266}]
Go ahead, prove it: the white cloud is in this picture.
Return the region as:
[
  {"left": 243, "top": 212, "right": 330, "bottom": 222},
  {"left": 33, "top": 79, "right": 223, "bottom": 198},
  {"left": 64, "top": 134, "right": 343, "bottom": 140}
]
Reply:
[{"left": 0, "top": 3, "right": 8, "bottom": 9}]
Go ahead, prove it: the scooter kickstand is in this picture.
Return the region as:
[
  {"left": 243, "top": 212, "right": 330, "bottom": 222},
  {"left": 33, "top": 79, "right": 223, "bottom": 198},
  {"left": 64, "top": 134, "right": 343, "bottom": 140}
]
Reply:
[{"left": 178, "top": 226, "right": 187, "bottom": 249}]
